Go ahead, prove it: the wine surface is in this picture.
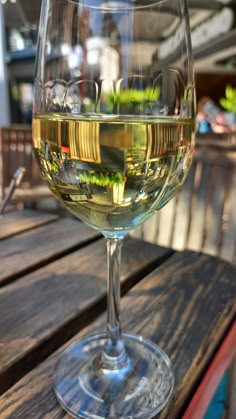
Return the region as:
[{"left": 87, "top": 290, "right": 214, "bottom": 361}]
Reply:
[{"left": 33, "top": 113, "right": 195, "bottom": 233}]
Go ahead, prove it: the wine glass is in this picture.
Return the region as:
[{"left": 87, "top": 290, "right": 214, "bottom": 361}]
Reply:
[{"left": 33, "top": 0, "right": 195, "bottom": 417}]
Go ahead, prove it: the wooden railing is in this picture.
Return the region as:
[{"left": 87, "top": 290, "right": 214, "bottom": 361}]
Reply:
[
  {"left": 131, "top": 138, "right": 236, "bottom": 265},
  {"left": 0, "top": 125, "right": 52, "bottom": 207}
]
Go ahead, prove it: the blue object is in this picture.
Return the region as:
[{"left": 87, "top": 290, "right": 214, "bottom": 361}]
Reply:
[
  {"left": 204, "top": 373, "right": 228, "bottom": 419},
  {"left": 198, "top": 120, "right": 212, "bottom": 134}
]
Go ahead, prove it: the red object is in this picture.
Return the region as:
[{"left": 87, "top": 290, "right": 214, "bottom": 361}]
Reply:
[
  {"left": 182, "top": 321, "right": 236, "bottom": 419},
  {"left": 60, "top": 146, "right": 70, "bottom": 153}
]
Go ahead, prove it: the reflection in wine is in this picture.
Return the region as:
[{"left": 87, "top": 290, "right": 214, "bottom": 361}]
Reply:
[{"left": 33, "top": 113, "right": 194, "bottom": 233}]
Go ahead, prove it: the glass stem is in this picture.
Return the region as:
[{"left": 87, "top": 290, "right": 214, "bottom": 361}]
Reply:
[{"left": 103, "top": 237, "right": 127, "bottom": 368}]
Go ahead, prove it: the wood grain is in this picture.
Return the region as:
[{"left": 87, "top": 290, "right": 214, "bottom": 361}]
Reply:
[
  {"left": 0, "top": 210, "right": 58, "bottom": 240},
  {"left": 0, "top": 217, "right": 100, "bottom": 287},
  {"left": 0, "top": 236, "right": 170, "bottom": 394},
  {"left": 0, "top": 251, "right": 235, "bottom": 418}
]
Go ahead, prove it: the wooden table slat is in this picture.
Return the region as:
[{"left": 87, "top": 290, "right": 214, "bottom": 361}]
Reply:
[
  {"left": 0, "top": 210, "right": 59, "bottom": 240},
  {"left": 0, "top": 217, "right": 100, "bottom": 287},
  {"left": 0, "top": 236, "right": 170, "bottom": 395},
  {"left": 0, "top": 250, "right": 235, "bottom": 419}
]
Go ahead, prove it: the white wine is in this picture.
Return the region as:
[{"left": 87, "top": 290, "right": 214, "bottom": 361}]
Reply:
[{"left": 33, "top": 113, "right": 195, "bottom": 233}]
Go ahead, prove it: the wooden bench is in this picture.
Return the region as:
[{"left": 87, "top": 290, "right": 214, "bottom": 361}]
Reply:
[
  {"left": 0, "top": 125, "right": 54, "bottom": 208},
  {"left": 132, "top": 140, "right": 236, "bottom": 265}
]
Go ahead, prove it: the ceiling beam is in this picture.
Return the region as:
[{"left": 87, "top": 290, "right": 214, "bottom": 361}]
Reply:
[
  {"left": 193, "top": 28, "right": 236, "bottom": 60},
  {"left": 189, "top": 0, "right": 234, "bottom": 10}
]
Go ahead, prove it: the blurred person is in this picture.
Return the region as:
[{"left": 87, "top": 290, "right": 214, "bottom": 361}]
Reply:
[{"left": 197, "top": 96, "right": 231, "bottom": 134}]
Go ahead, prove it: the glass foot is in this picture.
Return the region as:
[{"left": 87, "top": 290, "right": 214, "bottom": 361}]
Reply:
[{"left": 54, "top": 333, "right": 174, "bottom": 419}]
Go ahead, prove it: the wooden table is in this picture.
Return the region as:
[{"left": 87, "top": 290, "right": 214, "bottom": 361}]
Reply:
[{"left": 0, "top": 209, "right": 235, "bottom": 419}]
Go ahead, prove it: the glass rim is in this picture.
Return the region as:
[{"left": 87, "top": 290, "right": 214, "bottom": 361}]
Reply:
[{"left": 65, "top": 0, "right": 168, "bottom": 11}]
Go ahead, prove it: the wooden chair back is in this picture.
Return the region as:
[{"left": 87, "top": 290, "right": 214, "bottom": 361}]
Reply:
[
  {"left": 132, "top": 141, "right": 236, "bottom": 265},
  {"left": 0, "top": 125, "right": 51, "bottom": 205}
]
